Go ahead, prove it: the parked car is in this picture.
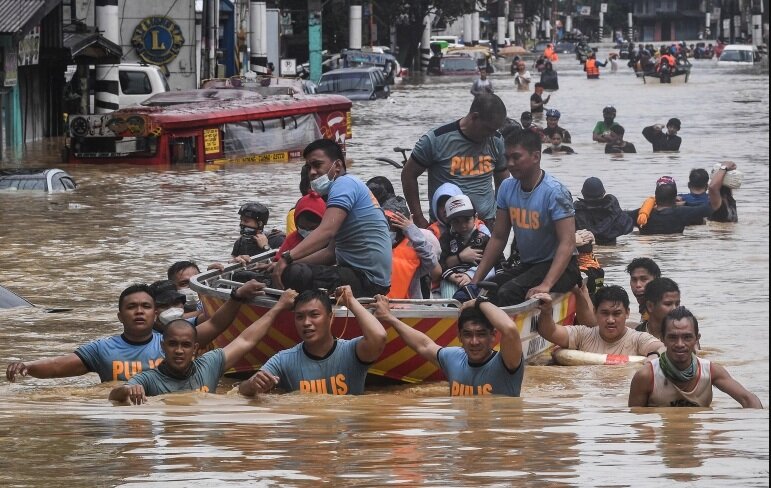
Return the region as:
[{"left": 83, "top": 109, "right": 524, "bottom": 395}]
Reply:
[
  {"left": 717, "top": 44, "right": 763, "bottom": 65},
  {"left": 316, "top": 67, "right": 390, "bottom": 101},
  {"left": 427, "top": 54, "right": 480, "bottom": 76},
  {"left": 0, "top": 168, "right": 77, "bottom": 192}
]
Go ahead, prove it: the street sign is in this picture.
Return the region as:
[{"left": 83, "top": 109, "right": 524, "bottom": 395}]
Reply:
[
  {"left": 280, "top": 58, "right": 297, "bottom": 77},
  {"left": 601, "top": 3, "right": 608, "bottom": 13}
]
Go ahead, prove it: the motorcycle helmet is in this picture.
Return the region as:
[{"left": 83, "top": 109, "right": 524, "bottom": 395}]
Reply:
[{"left": 238, "top": 202, "right": 269, "bottom": 225}]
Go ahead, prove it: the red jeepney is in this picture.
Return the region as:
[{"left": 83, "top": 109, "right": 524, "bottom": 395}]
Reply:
[{"left": 64, "top": 89, "right": 352, "bottom": 166}]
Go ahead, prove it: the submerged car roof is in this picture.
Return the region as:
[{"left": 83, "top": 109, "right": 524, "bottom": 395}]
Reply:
[{"left": 322, "top": 67, "right": 383, "bottom": 75}]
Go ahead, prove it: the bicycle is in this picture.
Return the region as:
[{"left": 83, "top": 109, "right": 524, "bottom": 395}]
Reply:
[{"left": 374, "top": 146, "right": 411, "bottom": 169}]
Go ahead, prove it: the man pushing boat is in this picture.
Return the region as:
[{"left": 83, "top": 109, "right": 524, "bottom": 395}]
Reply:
[
  {"left": 373, "top": 294, "right": 524, "bottom": 396},
  {"left": 5, "top": 281, "right": 265, "bottom": 383},
  {"left": 238, "top": 285, "right": 387, "bottom": 396},
  {"left": 109, "top": 289, "right": 298, "bottom": 404}
]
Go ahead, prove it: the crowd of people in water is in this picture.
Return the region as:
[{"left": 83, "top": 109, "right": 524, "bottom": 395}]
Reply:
[{"left": 5, "top": 87, "right": 762, "bottom": 410}]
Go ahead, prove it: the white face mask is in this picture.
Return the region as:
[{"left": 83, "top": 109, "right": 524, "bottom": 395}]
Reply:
[
  {"left": 298, "top": 228, "right": 312, "bottom": 239},
  {"left": 159, "top": 307, "right": 184, "bottom": 326},
  {"left": 310, "top": 161, "right": 339, "bottom": 196},
  {"left": 551, "top": 143, "right": 562, "bottom": 150}
]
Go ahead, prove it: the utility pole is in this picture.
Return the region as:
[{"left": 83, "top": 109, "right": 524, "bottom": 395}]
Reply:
[{"left": 308, "top": 0, "right": 323, "bottom": 83}]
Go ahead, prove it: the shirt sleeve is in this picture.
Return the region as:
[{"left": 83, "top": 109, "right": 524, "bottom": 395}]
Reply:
[
  {"left": 73, "top": 339, "right": 101, "bottom": 373},
  {"left": 492, "top": 136, "right": 507, "bottom": 172},
  {"left": 411, "top": 133, "right": 434, "bottom": 168},
  {"left": 635, "top": 332, "right": 663, "bottom": 356},
  {"left": 592, "top": 122, "right": 603, "bottom": 135},
  {"left": 201, "top": 348, "right": 227, "bottom": 378},
  {"left": 325, "top": 176, "right": 357, "bottom": 213},
  {"left": 496, "top": 179, "right": 512, "bottom": 210},
  {"left": 548, "top": 183, "right": 575, "bottom": 221},
  {"left": 566, "top": 325, "right": 585, "bottom": 350},
  {"left": 678, "top": 203, "right": 715, "bottom": 220},
  {"left": 436, "top": 347, "right": 450, "bottom": 371},
  {"left": 260, "top": 352, "right": 283, "bottom": 379},
  {"left": 126, "top": 371, "right": 152, "bottom": 391}
]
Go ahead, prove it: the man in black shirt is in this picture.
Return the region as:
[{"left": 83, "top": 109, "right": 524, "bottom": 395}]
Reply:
[
  {"left": 529, "top": 83, "right": 550, "bottom": 114},
  {"left": 642, "top": 117, "right": 682, "bottom": 152},
  {"left": 604, "top": 125, "right": 637, "bottom": 154}
]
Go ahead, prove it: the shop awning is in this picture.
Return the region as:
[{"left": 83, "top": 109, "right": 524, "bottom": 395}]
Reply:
[
  {"left": 0, "top": 0, "right": 60, "bottom": 39},
  {"left": 63, "top": 28, "right": 122, "bottom": 65}
]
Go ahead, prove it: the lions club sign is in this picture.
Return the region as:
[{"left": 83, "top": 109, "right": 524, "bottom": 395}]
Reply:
[{"left": 131, "top": 16, "right": 185, "bottom": 66}]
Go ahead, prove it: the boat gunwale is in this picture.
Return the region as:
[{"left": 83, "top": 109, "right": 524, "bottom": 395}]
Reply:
[{"left": 189, "top": 251, "right": 547, "bottom": 319}]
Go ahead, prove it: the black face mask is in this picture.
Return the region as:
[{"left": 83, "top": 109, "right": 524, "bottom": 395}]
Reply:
[{"left": 240, "top": 225, "right": 258, "bottom": 237}]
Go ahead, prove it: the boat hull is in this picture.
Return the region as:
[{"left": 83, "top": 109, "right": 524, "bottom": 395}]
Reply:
[{"left": 195, "top": 269, "right": 576, "bottom": 383}]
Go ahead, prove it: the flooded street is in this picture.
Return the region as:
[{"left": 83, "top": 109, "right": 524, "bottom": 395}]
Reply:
[{"left": 0, "top": 56, "right": 768, "bottom": 486}]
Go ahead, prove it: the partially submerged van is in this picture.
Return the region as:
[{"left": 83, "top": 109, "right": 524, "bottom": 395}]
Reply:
[{"left": 717, "top": 45, "right": 762, "bottom": 65}]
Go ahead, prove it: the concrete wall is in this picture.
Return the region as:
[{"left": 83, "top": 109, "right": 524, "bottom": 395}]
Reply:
[{"left": 78, "top": 0, "right": 199, "bottom": 91}]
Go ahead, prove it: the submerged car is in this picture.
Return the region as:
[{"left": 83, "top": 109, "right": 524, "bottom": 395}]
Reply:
[
  {"left": 717, "top": 44, "right": 763, "bottom": 65},
  {"left": 0, "top": 168, "right": 77, "bottom": 191},
  {"left": 427, "top": 54, "right": 480, "bottom": 76},
  {"left": 316, "top": 67, "right": 390, "bottom": 101}
]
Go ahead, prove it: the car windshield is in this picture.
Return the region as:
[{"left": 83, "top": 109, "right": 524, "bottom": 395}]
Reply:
[
  {"left": 317, "top": 72, "right": 373, "bottom": 93},
  {"left": 719, "top": 50, "right": 754, "bottom": 62},
  {"left": 442, "top": 57, "right": 478, "bottom": 72}
]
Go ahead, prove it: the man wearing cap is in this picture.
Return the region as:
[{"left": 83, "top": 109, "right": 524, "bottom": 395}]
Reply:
[
  {"left": 382, "top": 196, "right": 441, "bottom": 299},
  {"left": 631, "top": 171, "right": 726, "bottom": 235},
  {"left": 592, "top": 106, "right": 621, "bottom": 143},
  {"left": 642, "top": 118, "right": 682, "bottom": 152},
  {"left": 472, "top": 130, "right": 581, "bottom": 306},
  {"left": 401, "top": 93, "right": 509, "bottom": 230},
  {"left": 574, "top": 177, "right": 633, "bottom": 245},
  {"left": 542, "top": 109, "right": 572, "bottom": 143},
  {"left": 6, "top": 281, "right": 266, "bottom": 383}
]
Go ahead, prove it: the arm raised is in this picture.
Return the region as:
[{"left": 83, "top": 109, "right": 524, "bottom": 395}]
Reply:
[
  {"left": 196, "top": 280, "right": 266, "bottom": 346},
  {"left": 531, "top": 292, "right": 570, "bottom": 348},
  {"left": 222, "top": 289, "right": 297, "bottom": 371},
  {"left": 336, "top": 286, "right": 387, "bottom": 364},
  {"left": 372, "top": 295, "right": 440, "bottom": 367},
  {"left": 474, "top": 300, "right": 522, "bottom": 370}
]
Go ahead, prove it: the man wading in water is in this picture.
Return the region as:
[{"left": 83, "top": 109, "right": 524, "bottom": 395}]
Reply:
[{"left": 628, "top": 307, "right": 762, "bottom": 408}]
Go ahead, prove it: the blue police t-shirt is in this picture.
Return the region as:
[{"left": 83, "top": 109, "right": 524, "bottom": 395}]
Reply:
[
  {"left": 261, "top": 338, "right": 370, "bottom": 395},
  {"left": 411, "top": 120, "right": 506, "bottom": 221},
  {"left": 437, "top": 347, "right": 524, "bottom": 396},
  {"left": 126, "top": 348, "right": 226, "bottom": 396},
  {"left": 74, "top": 332, "right": 165, "bottom": 382},
  {"left": 496, "top": 172, "right": 575, "bottom": 264},
  {"left": 327, "top": 174, "right": 392, "bottom": 288}
]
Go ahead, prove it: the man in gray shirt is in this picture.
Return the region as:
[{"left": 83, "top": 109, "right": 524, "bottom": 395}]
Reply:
[
  {"left": 109, "top": 289, "right": 298, "bottom": 404},
  {"left": 238, "top": 286, "right": 387, "bottom": 396},
  {"left": 401, "top": 93, "right": 509, "bottom": 230}
]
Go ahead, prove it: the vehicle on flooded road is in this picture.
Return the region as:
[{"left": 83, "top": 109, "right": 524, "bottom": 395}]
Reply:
[
  {"left": 316, "top": 67, "right": 391, "bottom": 101},
  {"left": 0, "top": 168, "right": 77, "bottom": 192}
]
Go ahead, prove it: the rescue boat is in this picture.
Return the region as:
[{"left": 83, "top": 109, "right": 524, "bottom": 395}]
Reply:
[{"left": 190, "top": 252, "right": 576, "bottom": 383}]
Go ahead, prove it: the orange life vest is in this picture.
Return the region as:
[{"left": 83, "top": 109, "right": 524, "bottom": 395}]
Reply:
[
  {"left": 657, "top": 54, "right": 675, "bottom": 72},
  {"left": 387, "top": 238, "right": 421, "bottom": 299},
  {"left": 427, "top": 221, "right": 442, "bottom": 240},
  {"left": 585, "top": 59, "right": 599, "bottom": 77}
]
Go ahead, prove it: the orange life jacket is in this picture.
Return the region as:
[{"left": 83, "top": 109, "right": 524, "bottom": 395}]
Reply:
[
  {"left": 585, "top": 59, "right": 599, "bottom": 77},
  {"left": 387, "top": 238, "right": 421, "bottom": 299},
  {"left": 657, "top": 54, "right": 675, "bottom": 72},
  {"left": 427, "top": 221, "right": 442, "bottom": 240}
]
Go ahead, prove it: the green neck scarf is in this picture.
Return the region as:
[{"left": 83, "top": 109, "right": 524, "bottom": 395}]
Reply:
[{"left": 659, "top": 351, "right": 697, "bottom": 383}]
